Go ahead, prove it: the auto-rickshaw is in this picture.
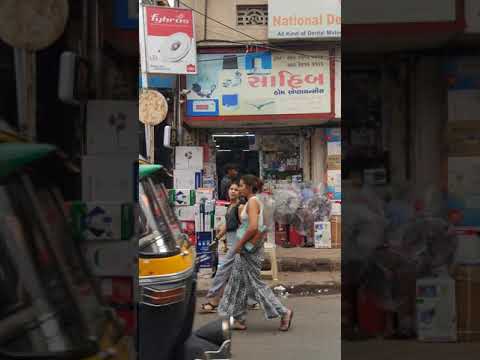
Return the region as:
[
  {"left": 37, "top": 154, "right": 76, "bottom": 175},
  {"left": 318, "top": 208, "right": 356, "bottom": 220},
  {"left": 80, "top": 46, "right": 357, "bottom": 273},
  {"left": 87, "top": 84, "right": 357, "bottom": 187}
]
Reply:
[
  {"left": 0, "top": 139, "right": 131, "bottom": 359},
  {"left": 138, "top": 161, "right": 232, "bottom": 360}
]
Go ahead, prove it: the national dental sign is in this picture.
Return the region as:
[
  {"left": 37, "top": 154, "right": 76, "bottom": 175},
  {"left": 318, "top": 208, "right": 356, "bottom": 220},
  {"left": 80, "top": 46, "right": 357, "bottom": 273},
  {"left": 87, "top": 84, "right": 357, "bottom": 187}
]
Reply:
[{"left": 268, "top": 0, "right": 341, "bottom": 40}]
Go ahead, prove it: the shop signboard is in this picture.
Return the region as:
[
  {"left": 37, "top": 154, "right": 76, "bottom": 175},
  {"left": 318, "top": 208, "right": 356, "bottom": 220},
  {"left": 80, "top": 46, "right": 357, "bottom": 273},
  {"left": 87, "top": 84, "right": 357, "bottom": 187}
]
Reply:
[
  {"left": 186, "top": 51, "right": 333, "bottom": 117},
  {"left": 343, "top": 0, "right": 456, "bottom": 24},
  {"left": 267, "top": 0, "right": 341, "bottom": 40},
  {"left": 141, "top": 6, "right": 197, "bottom": 74}
]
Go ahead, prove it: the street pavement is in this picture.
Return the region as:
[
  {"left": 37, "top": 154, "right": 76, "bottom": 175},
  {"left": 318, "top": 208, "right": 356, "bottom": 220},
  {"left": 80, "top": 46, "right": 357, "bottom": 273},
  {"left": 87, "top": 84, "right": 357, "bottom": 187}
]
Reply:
[{"left": 194, "top": 295, "right": 341, "bottom": 360}]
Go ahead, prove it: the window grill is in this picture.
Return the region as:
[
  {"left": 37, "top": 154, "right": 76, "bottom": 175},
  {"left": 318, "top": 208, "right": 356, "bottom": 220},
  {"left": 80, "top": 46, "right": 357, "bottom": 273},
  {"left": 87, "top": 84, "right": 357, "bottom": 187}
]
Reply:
[{"left": 236, "top": 5, "right": 268, "bottom": 26}]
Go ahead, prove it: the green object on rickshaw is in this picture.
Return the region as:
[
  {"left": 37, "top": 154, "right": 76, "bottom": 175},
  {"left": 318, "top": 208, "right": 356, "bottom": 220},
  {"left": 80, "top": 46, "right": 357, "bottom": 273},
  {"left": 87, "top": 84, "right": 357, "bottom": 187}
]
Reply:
[
  {"left": 139, "top": 164, "right": 163, "bottom": 179},
  {"left": 0, "top": 143, "right": 56, "bottom": 178}
]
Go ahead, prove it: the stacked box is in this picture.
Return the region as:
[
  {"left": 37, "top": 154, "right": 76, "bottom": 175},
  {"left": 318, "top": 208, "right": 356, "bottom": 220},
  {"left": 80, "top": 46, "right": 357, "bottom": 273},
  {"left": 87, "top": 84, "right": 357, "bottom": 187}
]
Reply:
[
  {"left": 416, "top": 275, "right": 457, "bottom": 342},
  {"left": 314, "top": 222, "right": 332, "bottom": 249}
]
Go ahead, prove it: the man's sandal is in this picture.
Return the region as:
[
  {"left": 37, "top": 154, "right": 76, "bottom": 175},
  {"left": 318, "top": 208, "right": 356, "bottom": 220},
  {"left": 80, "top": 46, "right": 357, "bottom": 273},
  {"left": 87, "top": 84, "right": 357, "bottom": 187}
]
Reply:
[{"left": 199, "top": 302, "right": 218, "bottom": 314}]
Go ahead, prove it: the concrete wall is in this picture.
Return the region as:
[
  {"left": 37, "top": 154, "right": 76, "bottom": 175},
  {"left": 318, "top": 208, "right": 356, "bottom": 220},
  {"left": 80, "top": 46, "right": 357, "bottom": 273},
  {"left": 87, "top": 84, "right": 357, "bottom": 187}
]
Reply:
[{"left": 182, "top": 0, "right": 268, "bottom": 44}]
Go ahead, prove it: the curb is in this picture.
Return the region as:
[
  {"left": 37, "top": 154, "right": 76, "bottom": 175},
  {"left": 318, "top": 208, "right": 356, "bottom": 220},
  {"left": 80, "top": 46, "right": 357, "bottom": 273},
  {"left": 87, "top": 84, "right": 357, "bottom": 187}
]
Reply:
[
  {"left": 262, "top": 257, "right": 341, "bottom": 272},
  {"left": 197, "top": 281, "right": 340, "bottom": 298}
]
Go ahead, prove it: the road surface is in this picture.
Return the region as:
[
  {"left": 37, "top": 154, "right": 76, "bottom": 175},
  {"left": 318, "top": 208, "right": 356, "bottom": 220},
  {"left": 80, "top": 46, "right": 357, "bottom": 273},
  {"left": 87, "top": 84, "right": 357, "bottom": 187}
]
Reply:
[{"left": 194, "top": 295, "right": 341, "bottom": 360}]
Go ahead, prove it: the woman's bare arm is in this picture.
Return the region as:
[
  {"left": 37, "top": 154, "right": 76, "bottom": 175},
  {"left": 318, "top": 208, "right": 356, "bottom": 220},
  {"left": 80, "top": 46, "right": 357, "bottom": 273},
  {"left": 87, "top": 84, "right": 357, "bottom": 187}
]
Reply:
[{"left": 235, "top": 198, "right": 260, "bottom": 253}]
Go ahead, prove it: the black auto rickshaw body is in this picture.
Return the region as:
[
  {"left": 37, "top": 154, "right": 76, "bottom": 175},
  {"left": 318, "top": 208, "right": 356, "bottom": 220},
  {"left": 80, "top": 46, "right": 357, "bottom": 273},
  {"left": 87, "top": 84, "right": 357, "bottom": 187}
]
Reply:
[{"left": 138, "top": 161, "right": 232, "bottom": 360}]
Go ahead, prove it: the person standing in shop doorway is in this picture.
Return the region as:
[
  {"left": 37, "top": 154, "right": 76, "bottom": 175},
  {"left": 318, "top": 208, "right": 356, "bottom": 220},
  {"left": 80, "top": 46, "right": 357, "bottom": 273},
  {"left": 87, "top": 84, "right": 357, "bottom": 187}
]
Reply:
[{"left": 220, "top": 164, "right": 239, "bottom": 201}]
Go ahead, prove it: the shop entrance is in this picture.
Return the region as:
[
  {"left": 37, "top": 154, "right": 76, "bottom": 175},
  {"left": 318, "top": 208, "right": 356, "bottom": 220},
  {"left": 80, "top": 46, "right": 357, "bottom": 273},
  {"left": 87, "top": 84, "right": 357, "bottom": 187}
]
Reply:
[{"left": 212, "top": 133, "right": 259, "bottom": 198}]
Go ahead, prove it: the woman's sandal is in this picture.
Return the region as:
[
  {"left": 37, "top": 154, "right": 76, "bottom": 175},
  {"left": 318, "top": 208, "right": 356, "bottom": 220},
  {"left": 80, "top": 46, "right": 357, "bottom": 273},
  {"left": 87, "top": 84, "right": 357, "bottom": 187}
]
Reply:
[
  {"left": 199, "top": 302, "right": 218, "bottom": 314},
  {"left": 279, "top": 310, "right": 294, "bottom": 331},
  {"left": 232, "top": 321, "right": 247, "bottom": 330}
]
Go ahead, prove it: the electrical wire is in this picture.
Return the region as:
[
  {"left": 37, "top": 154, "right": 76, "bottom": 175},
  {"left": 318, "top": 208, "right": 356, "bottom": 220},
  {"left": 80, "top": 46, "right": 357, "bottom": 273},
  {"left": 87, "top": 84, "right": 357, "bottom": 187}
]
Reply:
[
  {"left": 179, "top": 1, "right": 340, "bottom": 62},
  {"left": 195, "top": 31, "right": 341, "bottom": 64}
]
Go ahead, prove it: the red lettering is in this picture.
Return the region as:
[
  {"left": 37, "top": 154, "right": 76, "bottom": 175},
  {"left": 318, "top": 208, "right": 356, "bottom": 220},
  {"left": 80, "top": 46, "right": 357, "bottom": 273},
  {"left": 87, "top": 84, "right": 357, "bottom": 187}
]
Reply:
[
  {"left": 248, "top": 76, "right": 261, "bottom": 87},
  {"left": 288, "top": 75, "right": 302, "bottom": 88},
  {"left": 305, "top": 74, "right": 324, "bottom": 85}
]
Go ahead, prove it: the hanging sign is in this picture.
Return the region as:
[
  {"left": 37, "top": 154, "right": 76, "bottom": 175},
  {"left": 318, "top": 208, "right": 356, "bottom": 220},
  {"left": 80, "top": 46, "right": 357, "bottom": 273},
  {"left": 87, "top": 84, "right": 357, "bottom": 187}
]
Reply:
[{"left": 141, "top": 6, "right": 197, "bottom": 74}]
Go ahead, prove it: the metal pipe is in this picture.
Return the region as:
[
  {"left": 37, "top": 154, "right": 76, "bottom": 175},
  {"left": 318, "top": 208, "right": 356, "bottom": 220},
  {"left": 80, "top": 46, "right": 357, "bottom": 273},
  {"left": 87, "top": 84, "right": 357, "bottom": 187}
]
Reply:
[{"left": 204, "top": 0, "right": 208, "bottom": 40}]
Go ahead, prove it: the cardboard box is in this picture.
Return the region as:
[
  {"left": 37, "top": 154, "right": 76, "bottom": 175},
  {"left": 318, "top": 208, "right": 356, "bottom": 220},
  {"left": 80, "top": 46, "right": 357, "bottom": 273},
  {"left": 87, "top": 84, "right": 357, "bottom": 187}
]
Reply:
[
  {"left": 314, "top": 222, "right": 332, "bottom": 249},
  {"left": 82, "top": 155, "right": 136, "bottom": 202},
  {"left": 454, "top": 265, "right": 480, "bottom": 341},
  {"left": 416, "top": 275, "right": 457, "bottom": 342},
  {"left": 327, "top": 155, "right": 341, "bottom": 170},
  {"left": 174, "top": 169, "right": 202, "bottom": 189},
  {"left": 175, "top": 206, "right": 196, "bottom": 222},
  {"left": 448, "top": 90, "right": 480, "bottom": 122},
  {"left": 196, "top": 188, "right": 214, "bottom": 204},
  {"left": 175, "top": 146, "right": 203, "bottom": 170},
  {"left": 83, "top": 241, "right": 134, "bottom": 277},
  {"left": 448, "top": 157, "right": 480, "bottom": 227},
  {"left": 168, "top": 189, "right": 196, "bottom": 206},
  {"left": 70, "top": 202, "right": 134, "bottom": 240},
  {"left": 330, "top": 215, "right": 341, "bottom": 248},
  {"left": 86, "top": 101, "right": 138, "bottom": 155},
  {"left": 447, "top": 121, "right": 480, "bottom": 156}
]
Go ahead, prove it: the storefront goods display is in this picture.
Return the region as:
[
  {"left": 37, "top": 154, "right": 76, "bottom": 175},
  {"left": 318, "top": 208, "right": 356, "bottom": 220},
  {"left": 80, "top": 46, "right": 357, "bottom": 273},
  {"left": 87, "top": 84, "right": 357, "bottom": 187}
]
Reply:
[
  {"left": 448, "top": 90, "right": 480, "bottom": 122},
  {"left": 87, "top": 100, "right": 138, "bottom": 154},
  {"left": 314, "top": 222, "right": 331, "bottom": 249},
  {"left": 173, "top": 169, "right": 202, "bottom": 189},
  {"left": 196, "top": 188, "right": 214, "bottom": 204},
  {"left": 416, "top": 273, "right": 457, "bottom": 342},
  {"left": 168, "top": 189, "right": 196, "bottom": 206},
  {"left": 454, "top": 265, "right": 480, "bottom": 341},
  {"left": 71, "top": 202, "right": 134, "bottom": 241},
  {"left": 448, "top": 157, "right": 480, "bottom": 227},
  {"left": 454, "top": 230, "right": 480, "bottom": 265},
  {"left": 447, "top": 122, "right": 480, "bottom": 156},
  {"left": 175, "top": 146, "right": 204, "bottom": 170},
  {"left": 327, "top": 169, "right": 341, "bottom": 200},
  {"left": 273, "top": 188, "right": 302, "bottom": 224},
  {"left": 174, "top": 206, "right": 196, "bottom": 222},
  {"left": 82, "top": 155, "right": 137, "bottom": 202},
  {"left": 196, "top": 232, "right": 214, "bottom": 268},
  {"left": 83, "top": 241, "right": 135, "bottom": 277},
  {"left": 195, "top": 201, "right": 215, "bottom": 232}
]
